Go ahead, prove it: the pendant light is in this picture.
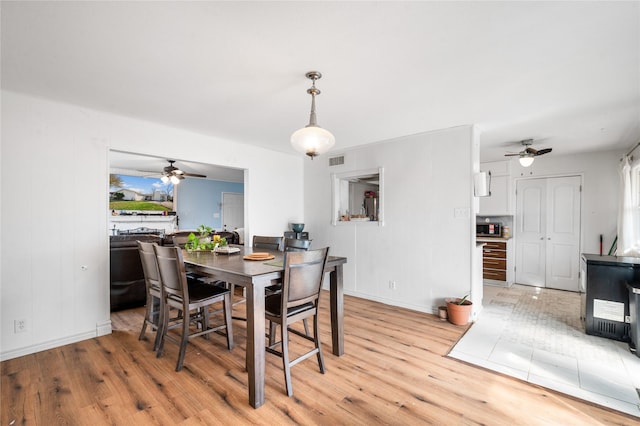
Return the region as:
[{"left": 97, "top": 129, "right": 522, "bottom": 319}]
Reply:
[{"left": 290, "top": 71, "right": 335, "bottom": 159}]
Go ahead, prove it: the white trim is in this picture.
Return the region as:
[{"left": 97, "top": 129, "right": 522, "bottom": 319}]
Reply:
[
  {"left": 0, "top": 326, "right": 110, "bottom": 361},
  {"left": 331, "top": 167, "right": 384, "bottom": 226}
]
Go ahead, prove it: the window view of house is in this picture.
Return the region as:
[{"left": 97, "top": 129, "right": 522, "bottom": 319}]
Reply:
[{"left": 109, "top": 174, "right": 174, "bottom": 212}]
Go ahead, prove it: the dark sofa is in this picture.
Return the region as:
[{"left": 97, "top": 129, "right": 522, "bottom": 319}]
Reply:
[{"left": 110, "top": 234, "right": 161, "bottom": 311}]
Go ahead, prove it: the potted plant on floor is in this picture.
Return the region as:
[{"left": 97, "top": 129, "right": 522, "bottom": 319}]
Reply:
[{"left": 446, "top": 295, "right": 472, "bottom": 326}]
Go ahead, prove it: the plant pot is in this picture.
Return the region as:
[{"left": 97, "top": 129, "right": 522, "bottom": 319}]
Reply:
[
  {"left": 446, "top": 298, "right": 473, "bottom": 326},
  {"left": 438, "top": 306, "right": 448, "bottom": 321}
]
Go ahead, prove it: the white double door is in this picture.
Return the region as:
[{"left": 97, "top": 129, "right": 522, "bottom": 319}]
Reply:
[
  {"left": 515, "top": 176, "right": 581, "bottom": 291},
  {"left": 221, "top": 192, "right": 244, "bottom": 231}
]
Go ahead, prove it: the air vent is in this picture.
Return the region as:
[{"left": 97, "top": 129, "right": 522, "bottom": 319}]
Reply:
[{"left": 329, "top": 155, "right": 345, "bottom": 166}]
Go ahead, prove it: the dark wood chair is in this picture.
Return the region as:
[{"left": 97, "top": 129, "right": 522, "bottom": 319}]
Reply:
[
  {"left": 253, "top": 235, "right": 283, "bottom": 251},
  {"left": 228, "top": 235, "right": 284, "bottom": 320},
  {"left": 171, "top": 232, "right": 192, "bottom": 248},
  {"left": 267, "top": 237, "right": 313, "bottom": 335},
  {"left": 137, "top": 241, "right": 164, "bottom": 351},
  {"left": 283, "top": 237, "right": 311, "bottom": 252},
  {"left": 153, "top": 245, "right": 233, "bottom": 371},
  {"left": 265, "top": 247, "right": 329, "bottom": 397}
]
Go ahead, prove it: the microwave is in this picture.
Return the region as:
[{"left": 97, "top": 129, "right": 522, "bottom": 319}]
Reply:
[{"left": 477, "top": 223, "right": 502, "bottom": 237}]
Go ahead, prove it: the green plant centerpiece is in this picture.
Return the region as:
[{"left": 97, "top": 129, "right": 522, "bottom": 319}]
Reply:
[{"left": 185, "top": 224, "right": 227, "bottom": 251}]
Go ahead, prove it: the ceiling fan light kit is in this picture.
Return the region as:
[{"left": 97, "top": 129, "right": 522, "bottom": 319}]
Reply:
[
  {"left": 504, "top": 138, "right": 552, "bottom": 167},
  {"left": 291, "top": 71, "right": 335, "bottom": 159},
  {"left": 519, "top": 155, "right": 535, "bottom": 167},
  {"left": 160, "top": 160, "right": 206, "bottom": 184}
]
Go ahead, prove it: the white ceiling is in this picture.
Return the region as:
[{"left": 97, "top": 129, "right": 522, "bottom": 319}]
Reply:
[{"left": 2, "top": 1, "right": 639, "bottom": 170}]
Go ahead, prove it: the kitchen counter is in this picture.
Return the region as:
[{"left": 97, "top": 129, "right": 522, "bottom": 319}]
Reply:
[
  {"left": 581, "top": 253, "right": 640, "bottom": 267},
  {"left": 476, "top": 236, "right": 511, "bottom": 242}
]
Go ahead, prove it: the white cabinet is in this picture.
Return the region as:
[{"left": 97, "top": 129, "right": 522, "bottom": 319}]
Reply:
[{"left": 479, "top": 161, "right": 511, "bottom": 215}]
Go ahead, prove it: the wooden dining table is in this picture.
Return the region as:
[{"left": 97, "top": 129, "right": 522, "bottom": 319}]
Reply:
[{"left": 182, "top": 246, "right": 347, "bottom": 408}]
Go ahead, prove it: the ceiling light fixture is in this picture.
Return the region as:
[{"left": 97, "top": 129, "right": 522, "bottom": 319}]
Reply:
[
  {"left": 519, "top": 155, "right": 535, "bottom": 167},
  {"left": 160, "top": 160, "right": 188, "bottom": 185},
  {"left": 290, "top": 71, "right": 335, "bottom": 159}
]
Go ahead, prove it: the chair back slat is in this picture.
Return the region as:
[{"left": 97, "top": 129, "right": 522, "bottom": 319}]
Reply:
[
  {"left": 253, "top": 235, "right": 283, "bottom": 251},
  {"left": 282, "top": 248, "right": 329, "bottom": 306},
  {"left": 283, "top": 238, "right": 311, "bottom": 252}
]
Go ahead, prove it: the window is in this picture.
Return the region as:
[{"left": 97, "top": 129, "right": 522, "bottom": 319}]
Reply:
[
  {"left": 109, "top": 174, "right": 174, "bottom": 212},
  {"left": 331, "top": 167, "right": 384, "bottom": 225}
]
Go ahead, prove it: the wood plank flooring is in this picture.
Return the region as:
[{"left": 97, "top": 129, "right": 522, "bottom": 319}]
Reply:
[{"left": 2, "top": 292, "right": 637, "bottom": 425}]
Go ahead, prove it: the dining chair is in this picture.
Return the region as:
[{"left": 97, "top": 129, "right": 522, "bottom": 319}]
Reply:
[
  {"left": 228, "top": 235, "right": 284, "bottom": 320},
  {"left": 265, "top": 247, "right": 329, "bottom": 397},
  {"left": 153, "top": 245, "right": 233, "bottom": 371},
  {"left": 138, "top": 241, "right": 195, "bottom": 351},
  {"left": 137, "top": 241, "right": 164, "bottom": 351},
  {"left": 283, "top": 237, "right": 311, "bottom": 252},
  {"left": 252, "top": 235, "right": 283, "bottom": 251},
  {"left": 171, "top": 232, "right": 192, "bottom": 248},
  {"left": 266, "top": 237, "right": 313, "bottom": 335}
]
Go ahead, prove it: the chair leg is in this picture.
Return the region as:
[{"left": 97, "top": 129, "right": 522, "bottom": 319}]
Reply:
[
  {"left": 281, "top": 321, "right": 293, "bottom": 397},
  {"left": 176, "top": 309, "right": 191, "bottom": 372},
  {"left": 152, "top": 296, "right": 163, "bottom": 352},
  {"left": 269, "top": 321, "right": 277, "bottom": 346},
  {"left": 138, "top": 292, "right": 153, "bottom": 341},
  {"left": 224, "top": 293, "right": 234, "bottom": 350},
  {"left": 202, "top": 306, "right": 210, "bottom": 340},
  {"left": 156, "top": 303, "right": 170, "bottom": 358},
  {"left": 302, "top": 318, "right": 310, "bottom": 336},
  {"left": 314, "top": 314, "right": 326, "bottom": 374}
]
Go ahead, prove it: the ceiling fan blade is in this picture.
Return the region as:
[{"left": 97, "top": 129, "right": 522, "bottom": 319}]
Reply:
[
  {"left": 525, "top": 147, "right": 538, "bottom": 155},
  {"left": 535, "top": 148, "right": 552, "bottom": 156},
  {"left": 183, "top": 172, "right": 207, "bottom": 178},
  {"left": 504, "top": 153, "right": 521, "bottom": 157}
]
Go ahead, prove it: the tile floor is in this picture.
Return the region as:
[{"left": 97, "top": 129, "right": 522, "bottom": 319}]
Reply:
[{"left": 448, "top": 284, "right": 640, "bottom": 418}]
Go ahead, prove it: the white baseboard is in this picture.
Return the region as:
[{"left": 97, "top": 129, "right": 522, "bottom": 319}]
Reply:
[
  {"left": 342, "top": 289, "right": 437, "bottom": 315},
  {"left": 97, "top": 319, "right": 112, "bottom": 337},
  {"left": 0, "top": 320, "right": 113, "bottom": 362}
]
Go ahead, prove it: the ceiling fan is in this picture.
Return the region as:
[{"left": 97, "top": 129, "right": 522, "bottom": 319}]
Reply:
[
  {"left": 161, "top": 160, "right": 206, "bottom": 184},
  {"left": 504, "top": 139, "right": 552, "bottom": 167}
]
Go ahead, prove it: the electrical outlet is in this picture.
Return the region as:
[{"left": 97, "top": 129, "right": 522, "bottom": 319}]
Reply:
[
  {"left": 14, "top": 319, "right": 27, "bottom": 333},
  {"left": 389, "top": 280, "right": 397, "bottom": 290},
  {"left": 454, "top": 207, "right": 470, "bottom": 218}
]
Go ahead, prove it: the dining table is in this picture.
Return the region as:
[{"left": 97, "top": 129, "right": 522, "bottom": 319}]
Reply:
[{"left": 182, "top": 246, "right": 347, "bottom": 408}]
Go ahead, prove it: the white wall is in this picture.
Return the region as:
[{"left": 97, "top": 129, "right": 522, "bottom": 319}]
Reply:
[
  {"left": 0, "top": 90, "right": 304, "bottom": 360},
  {"left": 507, "top": 150, "right": 621, "bottom": 256},
  {"left": 304, "top": 126, "right": 477, "bottom": 314}
]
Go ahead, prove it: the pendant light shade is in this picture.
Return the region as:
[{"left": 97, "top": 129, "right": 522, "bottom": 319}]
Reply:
[
  {"left": 291, "top": 125, "right": 335, "bottom": 158},
  {"left": 291, "top": 71, "right": 335, "bottom": 158},
  {"left": 519, "top": 155, "right": 535, "bottom": 167}
]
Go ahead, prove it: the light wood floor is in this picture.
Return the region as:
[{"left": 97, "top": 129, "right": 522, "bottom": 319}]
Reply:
[{"left": 2, "top": 292, "right": 636, "bottom": 425}]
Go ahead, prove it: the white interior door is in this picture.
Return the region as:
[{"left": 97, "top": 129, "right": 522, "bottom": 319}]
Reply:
[
  {"left": 545, "top": 176, "right": 581, "bottom": 291},
  {"left": 516, "top": 179, "right": 547, "bottom": 286},
  {"left": 515, "top": 176, "right": 581, "bottom": 291},
  {"left": 222, "top": 192, "right": 244, "bottom": 231}
]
